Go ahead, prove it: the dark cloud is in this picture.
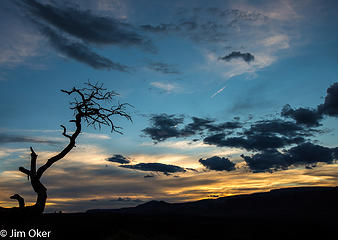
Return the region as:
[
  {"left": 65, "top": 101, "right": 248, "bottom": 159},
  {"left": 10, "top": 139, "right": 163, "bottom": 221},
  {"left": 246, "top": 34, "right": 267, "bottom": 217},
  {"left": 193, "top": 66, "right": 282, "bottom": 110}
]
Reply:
[
  {"left": 204, "top": 133, "right": 305, "bottom": 151},
  {"left": 40, "top": 25, "right": 129, "bottom": 71},
  {"left": 148, "top": 62, "right": 180, "bottom": 74},
  {"left": 203, "top": 116, "right": 326, "bottom": 151},
  {"left": 281, "top": 104, "right": 322, "bottom": 127},
  {"left": 287, "top": 143, "right": 335, "bottom": 166},
  {"left": 142, "top": 8, "right": 266, "bottom": 44},
  {"left": 143, "top": 116, "right": 313, "bottom": 152},
  {"left": 245, "top": 119, "right": 310, "bottom": 137},
  {"left": 144, "top": 174, "right": 155, "bottom": 178},
  {"left": 120, "top": 162, "right": 186, "bottom": 175},
  {"left": 19, "top": 0, "right": 153, "bottom": 50},
  {"left": 15, "top": 0, "right": 154, "bottom": 70},
  {"left": 333, "top": 147, "right": 338, "bottom": 160},
  {"left": 317, "top": 82, "right": 338, "bottom": 117},
  {"left": 107, "top": 154, "right": 130, "bottom": 164},
  {"left": 241, "top": 149, "right": 289, "bottom": 173},
  {"left": 219, "top": 51, "right": 254, "bottom": 63},
  {"left": 142, "top": 114, "right": 184, "bottom": 142},
  {"left": 282, "top": 82, "right": 338, "bottom": 125},
  {"left": 142, "top": 82, "right": 338, "bottom": 166},
  {"left": 199, "top": 120, "right": 243, "bottom": 132},
  {"left": 185, "top": 168, "right": 198, "bottom": 172},
  {"left": 0, "top": 133, "right": 60, "bottom": 145},
  {"left": 241, "top": 143, "right": 336, "bottom": 172},
  {"left": 109, "top": 197, "right": 142, "bottom": 203},
  {"left": 142, "top": 114, "right": 242, "bottom": 142},
  {"left": 182, "top": 117, "right": 215, "bottom": 134},
  {"left": 199, "top": 156, "right": 236, "bottom": 171},
  {"left": 203, "top": 119, "right": 309, "bottom": 152},
  {"left": 140, "top": 23, "right": 180, "bottom": 33}
]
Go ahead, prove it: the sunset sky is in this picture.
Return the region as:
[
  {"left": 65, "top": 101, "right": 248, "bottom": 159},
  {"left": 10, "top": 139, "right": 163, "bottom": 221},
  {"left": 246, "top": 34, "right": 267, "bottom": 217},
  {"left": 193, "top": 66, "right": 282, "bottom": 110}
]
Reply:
[{"left": 1, "top": 0, "right": 338, "bottom": 212}]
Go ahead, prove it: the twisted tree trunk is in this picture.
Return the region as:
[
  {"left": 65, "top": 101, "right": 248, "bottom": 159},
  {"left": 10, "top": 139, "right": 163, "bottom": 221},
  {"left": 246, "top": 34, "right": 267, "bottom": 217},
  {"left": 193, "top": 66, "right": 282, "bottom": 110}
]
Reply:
[{"left": 3, "top": 112, "right": 82, "bottom": 216}]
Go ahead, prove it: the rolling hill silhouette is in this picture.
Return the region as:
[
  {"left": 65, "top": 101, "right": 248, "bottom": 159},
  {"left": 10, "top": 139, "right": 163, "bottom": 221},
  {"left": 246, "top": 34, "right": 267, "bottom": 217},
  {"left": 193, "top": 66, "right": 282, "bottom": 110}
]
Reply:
[
  {"left": 87, "top": 186, "right": 337, "bottom": 219},
  {"left": 1, "top": 186, "right": 337, "bottom": 240}
]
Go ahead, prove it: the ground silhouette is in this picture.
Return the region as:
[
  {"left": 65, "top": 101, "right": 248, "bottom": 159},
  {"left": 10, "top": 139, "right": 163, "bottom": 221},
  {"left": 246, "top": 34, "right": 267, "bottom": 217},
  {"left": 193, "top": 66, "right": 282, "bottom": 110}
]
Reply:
[{"left": 1, "top": 186, "right": 337, "bottom": 240}]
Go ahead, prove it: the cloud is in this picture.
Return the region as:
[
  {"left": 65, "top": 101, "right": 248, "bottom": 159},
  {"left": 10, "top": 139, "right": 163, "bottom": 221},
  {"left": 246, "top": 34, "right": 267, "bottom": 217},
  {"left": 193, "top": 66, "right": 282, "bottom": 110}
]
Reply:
[
  {"left": 204, "top": 133, "right": 305, "bottom": 152},
  {"left": 262, "top": 34, "right": 289, "bottom": 49},
  {"left": 80, "top": 132, "right": 111, "bottom": 140},
  {"left": 317, "top": 82, "right": 338, "bottom": 117},
  {"left": 141, "top": 8, "right": 266, "bottom": 44},
  {"left": 184, "top": 118, "right": 242, "bottom": 133},
  {"left": 219, "top": 51, "right": 255, "bottom": 63},
  {"left": 2, "top": 145, "right": 338, "bottom": 212},
  {"left": 144, "top": 82, "right": 338, "bottom": 156},
  {"left": 107, "top": 154, "right": 130, "bottom": 164},
  {"left": 140, "top": 140, "right": 214, "bottom": 153},
  {"left": 18, "top": 0, "right": 153, "bottom": 50},
  {"left": 241, "top": 149, "right": 289, "bottom": 173},
  {"left": 150, "top": 82, "right": 179, "bottom": 93},
  {"left": 39, "top": 25, "right": 129, "bottom": 71},
  {"left": 140, "top": 23, "right": 180, "bottom": 33},
  {"left": 203, "top": 50, "right": 275, "bottom": 80},
  {"left": 203, "top": 119, "right": 309, "bottom": 151},
  {"left": 287, "top": 142, "right": 335, "bottom": 166},
  {"left": 120, "top": 162, "right": 186, "bottom": 175},
  {"left": 199, "top": 156, "right": 236, "bottom": 171},
  {"left": 0, "top": 0, "right": 42, "bottom": 67},
  {"left": 281, "top": 104, "right": 322, "bottom": 127},
  {"left": 109, "top": 197, "right": 142, "bottom": 203},
  {"left": 144, "top": 174, "right": 155, "bottom": 178},
  {"left": 245, "top": 119, "right": 311, "bottom": 137},
  {"left": 142, "top": 114, "right": 243, "bottom": 142},
  {"left": 142, "top": 114, "right": 185, "bottom": 142},
  {"left": 147, "top": 62, "right": 180, "bottom": 74},
  {"left": 241, "top": 143, "right": 336, "bottom": 172},
  {"left": 14, "top": 0, "right": 154, "bottom": 70},
  {"left": 333, "top": 147, "right": 338, "bottom": 160},
  {"left": 0, "top": 133, "right": 61, "bottom": 145},
  {"left": 282, "top": 82, "right": 338, "bottom": 125}
]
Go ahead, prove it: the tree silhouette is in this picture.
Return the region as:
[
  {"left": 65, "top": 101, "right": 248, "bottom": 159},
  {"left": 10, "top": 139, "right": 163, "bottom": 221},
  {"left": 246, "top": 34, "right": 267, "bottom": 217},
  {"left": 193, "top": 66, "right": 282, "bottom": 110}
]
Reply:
[{"left": 0, "top": 81, "right": 131, "bottom": 216}]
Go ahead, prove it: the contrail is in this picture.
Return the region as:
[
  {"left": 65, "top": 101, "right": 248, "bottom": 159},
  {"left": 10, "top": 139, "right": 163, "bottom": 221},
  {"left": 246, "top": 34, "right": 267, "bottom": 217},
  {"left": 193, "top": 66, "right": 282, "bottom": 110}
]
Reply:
[{"left": 211, "top": 85, "right": 226, "bottom": 98}]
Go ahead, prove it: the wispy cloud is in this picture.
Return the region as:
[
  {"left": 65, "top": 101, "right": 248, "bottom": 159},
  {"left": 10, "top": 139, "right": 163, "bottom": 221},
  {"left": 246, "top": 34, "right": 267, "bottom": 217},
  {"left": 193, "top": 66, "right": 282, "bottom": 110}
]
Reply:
[
  {"left": 150, "top": 82, "right": 179, "bottom": 93},
  {"left": 38, "top": 24, "right": 129, "bottom": 71},
  {"left": 0, "top": 1, "right": 42, "bottom": 67},
  {"left": 262, "top": 34, "right": 289, "bottom": 49},
  {"left": 13, "top": 0, "right": 154, "bottom": 70},
  {"left": 140, "top": 140, "right": 212, "bottom": 150},
  {"left": 0, "top": 133, "right": 62, "bottom": 145},
  {"left": 203, "top": 50, "right": 275, "bottom": 79},
  {"left": 81, "top": 132, "right": 111, "bottom": 140},
  {"left": 147, "top": 62, "right": 180, "bottom": 74}
]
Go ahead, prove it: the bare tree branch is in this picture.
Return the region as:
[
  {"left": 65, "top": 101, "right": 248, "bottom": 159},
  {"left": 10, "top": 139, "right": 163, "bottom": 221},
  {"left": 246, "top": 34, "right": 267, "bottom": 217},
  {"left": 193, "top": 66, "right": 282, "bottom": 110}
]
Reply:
[
  {"left": 36, "top": 80, "right": 132, "bottom": 179},
  {"left": 19, "top": 167, "right": 30, "bottom": 176},
  {"left": 10, "top": 194, "right": 25, "bottom": 208},
  {"left": 30, "top": 147, "right": 37, "bottom": 177},
  {"left": 60, "top": 125, "right": 72, "bottom": 139}
]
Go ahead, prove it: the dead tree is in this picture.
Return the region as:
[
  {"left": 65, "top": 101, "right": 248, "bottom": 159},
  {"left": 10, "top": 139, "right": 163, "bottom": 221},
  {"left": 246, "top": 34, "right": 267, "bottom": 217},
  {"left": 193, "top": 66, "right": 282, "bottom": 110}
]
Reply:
[{"left": 1, "top": 81, "right": 131, "bottom": 216}]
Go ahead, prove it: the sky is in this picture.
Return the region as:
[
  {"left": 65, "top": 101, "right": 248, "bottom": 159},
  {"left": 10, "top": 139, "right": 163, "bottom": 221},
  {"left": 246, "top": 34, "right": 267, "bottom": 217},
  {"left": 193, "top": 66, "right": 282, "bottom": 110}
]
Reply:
[{"left": 0, "top": 0, "right": 338, "bottom": 212}]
